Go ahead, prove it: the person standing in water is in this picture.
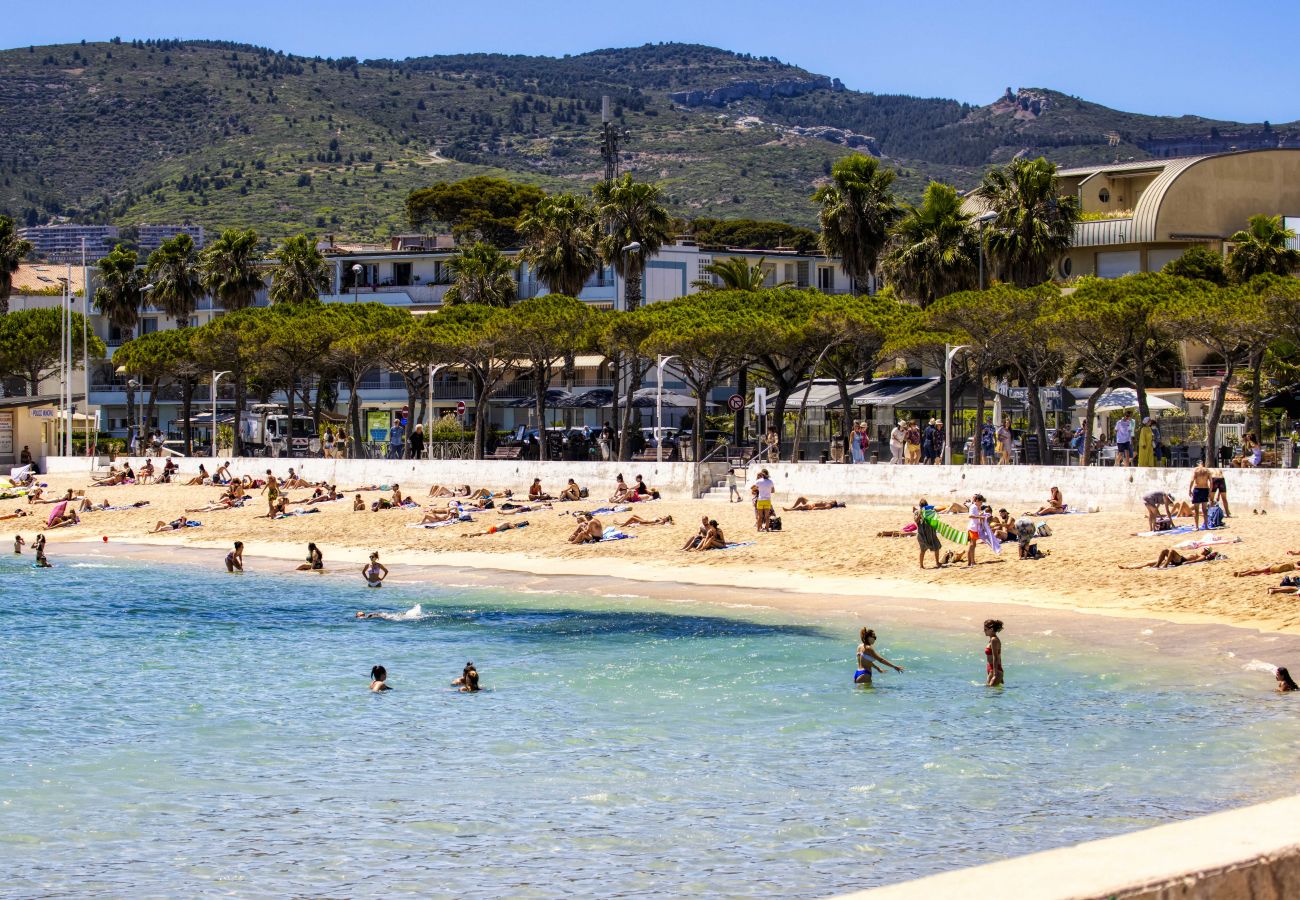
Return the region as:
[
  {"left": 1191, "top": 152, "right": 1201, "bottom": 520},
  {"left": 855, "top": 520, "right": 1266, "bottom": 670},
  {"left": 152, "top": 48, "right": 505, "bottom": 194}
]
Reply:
[
  {"left": 984, "top": 619, "right": 1005, "bottom": 686},
  {"left": 225, "top": 541, "right": 244, "bottom": 572},
  {"left": 370, "top": 665, "right": 392, "bottom": 692},
  {"left": 363, "top": 552, "right": 388, "bottom": 587},
  {"left": 855, "top": 628, "right": 904, "bottom": 684},
  {"left": 33, "top": 534, "right": 51, "bottom": 567},
  {"left": 13, "top": 534, "right": 25, "bottom": 555}
]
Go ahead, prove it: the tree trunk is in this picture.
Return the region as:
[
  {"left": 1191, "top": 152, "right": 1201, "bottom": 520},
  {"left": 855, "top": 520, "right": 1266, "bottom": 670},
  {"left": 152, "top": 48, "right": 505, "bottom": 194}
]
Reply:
[
  {"left": 693, "top": 392, "right": 707, "bottom": 463},
  {"left": 1248, "top": 348, "right": 1265, "bottom": 439},
  {"left": 974, "top": 370, "right": 986, "bottom": 464},
  {"left": 837, "top": 378, "right": 853, "bottom": 459},
  {"left": 124, "top": 381, "right": 137, "bottom": 444},
  {"left": 1205, "top": 359, "right": 1236, "bottom": 465},
  {"left": 233, "top": 374, "right": 246, "bottom": 457},
  {"left": 619, "top": 368, "right": 639, "bottom": 462},
  {"left": 181, "top": 380, "right": 195, "bottom": 456},
  {"left": 345, "top": 377, "right": 361, "bottom": 460},
  {"left": 1082, "top": 377, "right": 1115, "bottom": 464},
  {"left": 311, "top": 379, "right": 325, "bottom": 436},
  {"left": 1022, "top": 372, "right": 1048, "bottom": 465},
  {"left": 1133, "top": 348, "right": 1154, "bottom": 423},
  {"left": 609, "top": 350, "right": 622, "bottom": 458},
  {"left": 144, "top": 377, "right": 160, "bottom": 437},
  {"left": 285, "top": 372, "right": 296, "bottom": 458},
  {"left": 534, "top": 369, "right": 549, "bottom": 462},
  {"left": 471, "top": 371, "right": 487, "bottom": 460}
]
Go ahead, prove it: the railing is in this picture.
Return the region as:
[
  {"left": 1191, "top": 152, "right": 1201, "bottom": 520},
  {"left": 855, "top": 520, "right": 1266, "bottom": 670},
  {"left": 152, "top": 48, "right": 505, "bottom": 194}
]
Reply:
[{"left": 1073, "top": 218, "right": 1135, "bottom": 248}]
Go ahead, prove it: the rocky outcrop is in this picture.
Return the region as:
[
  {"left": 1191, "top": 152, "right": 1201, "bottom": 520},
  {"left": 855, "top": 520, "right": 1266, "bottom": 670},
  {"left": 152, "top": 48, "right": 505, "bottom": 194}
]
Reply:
[
  {"left": 669, "top": 76, "right": 843, "bottom": 107},
  {"left": 788, "top": 125, "right": 879, "bottom": 154},
  {"left": 990, "top": 87, "right": 1053, "bottom": 118}
]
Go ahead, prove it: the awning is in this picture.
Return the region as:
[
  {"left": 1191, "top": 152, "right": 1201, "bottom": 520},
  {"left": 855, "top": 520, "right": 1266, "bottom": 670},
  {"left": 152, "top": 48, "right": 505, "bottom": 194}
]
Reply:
[
  {"left": 491, "top": 388, "right": 577, "bottom": 408},
  {"left": 1069, "top": 388, "right": 1177, "bottom": 412},
  {"left": 787, "top": 377, "right": 941, "bottom": 409}
]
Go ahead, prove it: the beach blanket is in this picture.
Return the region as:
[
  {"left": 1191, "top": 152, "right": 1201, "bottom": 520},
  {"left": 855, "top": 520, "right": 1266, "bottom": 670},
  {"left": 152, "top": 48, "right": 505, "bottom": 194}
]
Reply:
[
  {"left": 46, "top": 501, "right": 68, "bottom": 528},
  {"left": 274, "top": 508, "right": 320, "bottom": 519},
  {"left": 407, "top": 515, "right": 474, "bottom": 529},
  {"left": 94, "top": 502, "right": 153, "bottom": 512},
  {"left": 720, "top": 541, "right": 756, "bottom": 550},
  {"left": 923, "top": 510, "right": 968, "bottom": 546},
  {"left": 976, "top": 519, "right": 1003, "bottom": 555},
  {"left": 1172, "top": 535, "right": 1241, "bottom": 551},
  {"left": 587, "top": 505, "right": 631, "bottom": 515},
  {"left": 599, "top": 527, "right": 635, "bottom": 542}
]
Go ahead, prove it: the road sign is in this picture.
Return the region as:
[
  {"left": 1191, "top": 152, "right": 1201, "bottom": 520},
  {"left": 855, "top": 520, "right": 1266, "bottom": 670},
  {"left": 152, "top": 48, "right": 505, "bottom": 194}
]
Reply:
[
  {"left": 726, "top": 394, "right": 744, "bottom": 412},
  {"left": 753, "top": 388, "right": 768, "bottom": 417},
  {"left": 456, "top": 401, "right": 466, "bottom": 416}
]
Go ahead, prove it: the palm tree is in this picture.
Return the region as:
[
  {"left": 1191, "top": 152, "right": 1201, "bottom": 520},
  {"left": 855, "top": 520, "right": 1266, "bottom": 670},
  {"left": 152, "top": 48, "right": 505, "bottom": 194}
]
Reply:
[
  {"left": 0, "top": 214, "right": 33, "bottom": 316},
  {"left": 268, "top": 233, "right": 331, "bottom": 304},
  {"left": 974, "top": 156, "right": 1079, "bottom": 287},
  {"left": 813, "top": 154, "right": 899, "bottom": 294},
  {"left": 881, "top": 181, "right": 979, "bottom": 307},
  {"left": 443, "top": 241, "right": 517, "bottom": 307},
  {"left": 593, "top": 174, "right": 672, "bottom": 312},
  {"left": 692, "top": 256, "right": 786, "bottom": 292},
  {"left": 199, "top": 227, "right": 264, "bottom": 311},
  {"left": 518, "top": 193, "right": 603, "bottom": 297},
  {"left": 94, "top": 244, "right": 145, "bottom": 335},
  {"left": 1227, "top": 214, "right": 1300, "bottom": 282},
  {"left": 145, "top": 232, "right": 203, "bottom": 322}
]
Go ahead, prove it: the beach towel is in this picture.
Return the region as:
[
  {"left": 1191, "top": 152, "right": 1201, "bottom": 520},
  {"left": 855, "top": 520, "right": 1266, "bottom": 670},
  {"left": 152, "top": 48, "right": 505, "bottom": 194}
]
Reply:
[
  {"left": 588, "top": 505, "right": 631, "bottom": 515},
  {"left": 923, "top": 510, "right": 968, "bottom": 546},
  {"left": 273, "top": 508, "right": 320, "bottom": 519},
  {"left": 975, "top": 519, "right": 1003, "bottom": 555},
  {"left": 599, "top": 527, "right": 635, "bottom": 542},
  {"left": 1172, "top": 535, "right": 1241, "bottom": 551},
  {"left": 720, "top": 541, "right": 756, "bottom": 550},
  {"left": 408, "top": 515, "right": 473, "bottom": 529}
]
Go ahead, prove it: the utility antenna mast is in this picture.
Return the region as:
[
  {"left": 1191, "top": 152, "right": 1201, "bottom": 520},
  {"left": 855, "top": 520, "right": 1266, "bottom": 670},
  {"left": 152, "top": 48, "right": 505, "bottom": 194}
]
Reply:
[{"left": 600, "top": 95, "right": 621, "bottom": 184}]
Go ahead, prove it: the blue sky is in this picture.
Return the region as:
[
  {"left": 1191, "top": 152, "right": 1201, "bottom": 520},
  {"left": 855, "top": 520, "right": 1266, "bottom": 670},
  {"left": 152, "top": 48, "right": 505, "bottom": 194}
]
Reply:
[{"left": 4, "top": 0, "right": 1296, "bottom": 122}]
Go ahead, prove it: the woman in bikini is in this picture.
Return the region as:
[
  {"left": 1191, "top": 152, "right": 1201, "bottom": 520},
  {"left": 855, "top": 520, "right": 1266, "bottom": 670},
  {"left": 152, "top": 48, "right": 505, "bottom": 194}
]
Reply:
[
  {"left": 1276, "top": 667, "right": 1299, "bottom": 692},
  {"left": 1120, "top": 546, "right": 1222, "bottom": 569},
  {"left": 362, "top": 552, "right": 388, "bottom": 587},
  {"left": 855, "top": 627, "right": 904, "bottom": 685},
  {"left": 185, "top": 464, "right": 210, "bottom": 486},
  {"left": 1028, "top": 487, "right": 1066, "bottom": 516},
  {"left": 616, "top": 514, "right": 674, "bottom": 527},
  {"left": 296, "top": 542, "right": 324, "bottom": 571},
  {"left": 691, "top": 519, "right": 726, "bottom": 551},
  {"left": 783, "top": 497, "right": 845, "bottom": 511},
  {"left": 370, "top": 665, "right": 392, "bottom": 692},
  {"left": 984, "top": 619, "right": 1004, "bottom": 686},
  {"left": 225, "top": 541, "right": 244, "bottom": 572}
]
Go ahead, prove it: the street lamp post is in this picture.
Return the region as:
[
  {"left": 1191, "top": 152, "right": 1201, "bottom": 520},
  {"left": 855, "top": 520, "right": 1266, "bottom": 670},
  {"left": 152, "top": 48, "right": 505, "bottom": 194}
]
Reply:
[
  {"left": 211, "top": 370, "right": 232, "bottom": 457},
  {"left": 352, "top": 263, "right": 363, "bottom": 303},
  {"left": 944, "top": 343, "right": 970, "bottom": 466},
  {"left": 612, "top": 242, "right": 642, "bottom": 459},
  {"left": 426, "top": 363, "right": 447, "bottom": 445},
  {"left": 655, "top": 354, "right": 678, "bottom": 464}
]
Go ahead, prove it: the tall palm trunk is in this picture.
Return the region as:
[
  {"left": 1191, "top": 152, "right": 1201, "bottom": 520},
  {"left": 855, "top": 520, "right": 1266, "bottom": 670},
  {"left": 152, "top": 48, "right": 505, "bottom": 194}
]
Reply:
[
  {"left": 181, "top": 380, "right": 195, "bottom": 456},
  {"left": 535, "top": 378, "right": 550, "bottom": 462}
]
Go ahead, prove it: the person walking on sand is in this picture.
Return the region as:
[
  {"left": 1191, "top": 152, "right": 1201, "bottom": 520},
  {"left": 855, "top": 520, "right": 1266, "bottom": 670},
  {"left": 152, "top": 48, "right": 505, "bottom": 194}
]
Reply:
[
  {"left": 1189, "top": 461, "right": 1212, "bottom": 530},
  {"left": 726, "top": 467, "right": 742, "bottom": 503},
  {"left": 855, "top": 627, "right": 904, "bottom": 684},
  {"left": 225, "top": 541, "right": 244, "bottom": 572},
  {"left": 984, "top": 619, "right": 1004, "bottom": 686},
  {"left": 914, "top": 499, "right": 943, "bottom": 569}
]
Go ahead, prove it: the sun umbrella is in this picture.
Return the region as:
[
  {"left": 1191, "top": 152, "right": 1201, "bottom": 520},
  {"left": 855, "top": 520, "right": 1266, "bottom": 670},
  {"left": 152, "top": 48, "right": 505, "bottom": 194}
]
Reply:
[{"left": 47, "top": 501, "right": 67, "bottom": 528}]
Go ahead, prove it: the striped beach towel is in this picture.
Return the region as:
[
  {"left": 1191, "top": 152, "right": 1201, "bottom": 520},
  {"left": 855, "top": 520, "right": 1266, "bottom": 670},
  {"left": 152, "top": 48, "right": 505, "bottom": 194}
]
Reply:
[{"left": 923, "top": 509, "right": 968, "bottom": 546}]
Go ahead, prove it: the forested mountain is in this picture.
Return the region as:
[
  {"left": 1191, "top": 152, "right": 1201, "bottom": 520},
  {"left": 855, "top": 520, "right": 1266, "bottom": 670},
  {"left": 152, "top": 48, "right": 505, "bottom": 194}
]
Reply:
[{"left": 1, "top": 39, "right": 1293, "bottom": 242}]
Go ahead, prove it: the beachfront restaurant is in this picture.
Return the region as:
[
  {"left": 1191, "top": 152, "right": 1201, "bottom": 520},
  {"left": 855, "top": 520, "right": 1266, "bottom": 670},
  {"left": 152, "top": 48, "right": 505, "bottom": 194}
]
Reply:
[{"left": 787, "top": 377, "right": 1020, "bottom": 461}]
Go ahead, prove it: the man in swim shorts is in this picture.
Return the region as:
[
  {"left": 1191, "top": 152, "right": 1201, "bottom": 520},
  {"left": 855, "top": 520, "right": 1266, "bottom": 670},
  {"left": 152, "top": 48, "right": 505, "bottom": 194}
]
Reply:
[{"left": 1189, "top": 461, "right": 1212, "bottom": 530}]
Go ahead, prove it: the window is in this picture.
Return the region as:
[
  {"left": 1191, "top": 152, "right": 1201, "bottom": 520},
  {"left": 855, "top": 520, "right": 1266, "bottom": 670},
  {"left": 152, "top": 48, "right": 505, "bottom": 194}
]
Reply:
[
  {"left": 140, "top": 318, "right": 158, "bottom": 335},
  {"left": 818, "top": 267, "right": 835, "bottom": 292},
  {"left": 393, "top": 262, "right": 412, "bottom": 286},
  {"left": 1098, "top": 187, "right": 1111, "bottom": 203}
]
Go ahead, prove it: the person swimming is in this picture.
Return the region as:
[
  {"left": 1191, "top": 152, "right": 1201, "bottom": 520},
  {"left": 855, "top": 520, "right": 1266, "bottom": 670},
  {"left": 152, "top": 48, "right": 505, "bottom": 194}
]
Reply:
[
  {"left": 225, "top": 541, "right": 244, "bottom": 573},
  {"left": 363, "top": 552, "right": 388, "bottom": 587},
  {"left": 370, "top": 665, "right": 391, "bottom": 692},
  {"left": 452, "top": 662, "right": 480, "bottom": 693},
  {"left": 1277, "top": 667, "right": 1299, "bottom": 693}
]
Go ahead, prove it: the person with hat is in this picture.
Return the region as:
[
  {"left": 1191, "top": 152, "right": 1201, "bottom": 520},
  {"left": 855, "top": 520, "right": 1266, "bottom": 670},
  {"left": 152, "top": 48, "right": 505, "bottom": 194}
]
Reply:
[{"left": 1137, "top": 415, "right": 1155, "bottom": 467}]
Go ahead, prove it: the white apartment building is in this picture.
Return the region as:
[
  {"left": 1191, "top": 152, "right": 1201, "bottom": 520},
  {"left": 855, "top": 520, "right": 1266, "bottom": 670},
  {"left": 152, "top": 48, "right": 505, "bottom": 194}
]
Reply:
[
  {"left": 137, "top": 224, "right": 206, "bottom": 256},
  {"left": 18, "top": 224, "right": 119, "bottom": 263}
]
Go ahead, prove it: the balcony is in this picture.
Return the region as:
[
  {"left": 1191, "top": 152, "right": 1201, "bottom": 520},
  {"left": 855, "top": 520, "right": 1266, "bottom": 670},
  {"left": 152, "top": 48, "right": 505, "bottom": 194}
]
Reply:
[{"left": 1073, "top": 218, "right": 1134, "bottom": 248}]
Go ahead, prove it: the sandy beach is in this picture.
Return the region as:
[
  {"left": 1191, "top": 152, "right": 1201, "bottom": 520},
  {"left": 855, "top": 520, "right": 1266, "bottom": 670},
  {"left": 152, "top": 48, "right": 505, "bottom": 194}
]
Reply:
[{"left": 15, "top": 467, "right": 1300, "bottom": 634}]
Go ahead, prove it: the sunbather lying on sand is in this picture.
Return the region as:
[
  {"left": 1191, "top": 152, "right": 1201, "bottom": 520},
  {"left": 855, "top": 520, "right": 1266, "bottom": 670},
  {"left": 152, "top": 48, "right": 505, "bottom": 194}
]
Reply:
[
  {"left": 152, "top": 517, "right": 199, "bottom": 532},
  {"left": 420, "top": 508, "right": 463, "bottom": 524},
  {"left": 783, "top": 497, "right": 845, "bottom": 511},
  {"left": 1120, "top": 546, "right": 1222, "bottom": 569},
  {"left": 499, "top": 503, "right": 549, "bottom": 515},
  {"left": 616, "top": 515, "right": 674, "bottom": 527},
  {"left": 0, "top": 508, "right": 30, "bottom": 521},
  {"left": 46, "top": 509, "right": 80, "bottom": 529},
  {"left": 460, "top": 520, "right": 528, "bottom": 538},
  {"left": 429, "top": 484, "right": 472, "bottom": 498},
  {"left": 1233, "top": 562, "right": 1298, "bottom": 577}
]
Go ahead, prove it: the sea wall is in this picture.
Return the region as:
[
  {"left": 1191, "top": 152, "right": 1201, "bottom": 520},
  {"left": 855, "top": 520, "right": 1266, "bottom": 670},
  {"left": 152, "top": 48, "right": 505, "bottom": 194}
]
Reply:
[
  {"left": 39, "top": 455, "right": 715, "bottom": 498},
  {"left": 36, "top": 456, "right": 1300, "bottom": 512},
  {"left": 835, "top": 793, "right": 1300, "bottom": 900}
]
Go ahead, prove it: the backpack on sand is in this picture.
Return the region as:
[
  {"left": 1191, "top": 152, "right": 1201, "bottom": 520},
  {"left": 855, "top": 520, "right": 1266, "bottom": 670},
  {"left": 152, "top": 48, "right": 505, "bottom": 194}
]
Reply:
[{"left": 1206, "top": 503, "right": 1224, "bottom": 529}]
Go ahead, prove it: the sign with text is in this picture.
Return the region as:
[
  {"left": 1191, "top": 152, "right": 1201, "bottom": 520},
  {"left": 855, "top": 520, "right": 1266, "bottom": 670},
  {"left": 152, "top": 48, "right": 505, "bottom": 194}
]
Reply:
[
  {"left": 0, "top": 411, "right": 11, "bottom": 456},
  {"left": 366, "top": 410, "right": 390, "bottom": 442},
  {"left": 29, "top": 408, "right": 56, "bottom": 418}
]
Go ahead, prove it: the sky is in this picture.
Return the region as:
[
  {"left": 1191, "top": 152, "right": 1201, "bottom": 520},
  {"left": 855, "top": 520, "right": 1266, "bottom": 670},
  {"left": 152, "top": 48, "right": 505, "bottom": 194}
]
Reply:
[{"left": 4, "top": 0, "right": 1297, "bottom": 123}]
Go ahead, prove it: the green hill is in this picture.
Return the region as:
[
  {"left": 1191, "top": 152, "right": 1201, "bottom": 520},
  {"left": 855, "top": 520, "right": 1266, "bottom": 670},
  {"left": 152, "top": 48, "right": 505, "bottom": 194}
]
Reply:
[{"left": 1, "top": 39, "right": 1293, "bottom": 243}]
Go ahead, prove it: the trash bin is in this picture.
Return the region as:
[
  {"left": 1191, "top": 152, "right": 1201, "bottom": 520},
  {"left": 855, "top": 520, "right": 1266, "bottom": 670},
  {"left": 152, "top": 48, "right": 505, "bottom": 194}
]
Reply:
[{"left": 819, "top": 450, "right": 829, "bottom": 464}]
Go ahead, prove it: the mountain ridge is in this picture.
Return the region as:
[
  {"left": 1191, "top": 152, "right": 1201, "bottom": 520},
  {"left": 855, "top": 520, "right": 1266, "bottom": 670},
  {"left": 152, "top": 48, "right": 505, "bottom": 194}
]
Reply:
[{"left": 1, "top": 39, "right": 1294, "bottom": 242}]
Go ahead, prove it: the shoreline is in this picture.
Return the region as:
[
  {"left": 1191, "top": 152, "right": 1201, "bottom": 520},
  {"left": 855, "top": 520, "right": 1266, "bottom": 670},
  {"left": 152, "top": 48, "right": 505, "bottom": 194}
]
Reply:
[{"left": 23, "top": 468, "right": 1300, "bottom": 639}]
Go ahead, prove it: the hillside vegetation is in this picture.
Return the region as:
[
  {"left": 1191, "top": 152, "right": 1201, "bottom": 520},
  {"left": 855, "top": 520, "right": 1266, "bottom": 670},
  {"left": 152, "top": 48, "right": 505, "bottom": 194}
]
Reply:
[{"left": 1, "top": 39, "right": 1293, "bottom": 243}]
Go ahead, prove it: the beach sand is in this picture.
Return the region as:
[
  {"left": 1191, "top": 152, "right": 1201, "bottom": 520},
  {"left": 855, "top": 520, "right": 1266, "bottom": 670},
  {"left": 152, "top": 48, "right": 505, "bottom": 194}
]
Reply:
[{"left": 16, "top": 470, "right": 1300, "bottom": 634}]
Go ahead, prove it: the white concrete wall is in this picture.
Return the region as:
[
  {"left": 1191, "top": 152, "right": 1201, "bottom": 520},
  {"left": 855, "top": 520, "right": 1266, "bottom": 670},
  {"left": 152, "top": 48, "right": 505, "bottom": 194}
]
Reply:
[
  {"left": 836, "top": 793, "right": 1300, "bottom": 900},
  {"left": 39, "top": 455, "right": 713, "bottom": 498},
  {"left": 752, "top": 461, "right": 1300, "bottom": 513}
]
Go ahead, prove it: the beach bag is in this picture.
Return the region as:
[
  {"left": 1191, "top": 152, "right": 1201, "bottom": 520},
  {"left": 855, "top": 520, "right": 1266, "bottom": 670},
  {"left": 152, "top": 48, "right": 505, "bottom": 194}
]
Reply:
[
  {"left": 1206, "top": 503, "right": 1224, "bottom": 529},
  {"left": 1036, "top": 523, "right": 1053, "bottom": 538},
  {"left": 579, "top": 487, "right": 589, "bottom": 498},
  {"left": 769, "top": 516, "right": 782, "bottom": 532}
]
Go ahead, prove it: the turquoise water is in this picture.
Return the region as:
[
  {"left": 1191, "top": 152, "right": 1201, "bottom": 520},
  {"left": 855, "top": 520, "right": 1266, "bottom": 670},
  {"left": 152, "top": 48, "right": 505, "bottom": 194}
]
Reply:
[{"left": 3, "top": 551, "right": 1299, "bottom": 898}]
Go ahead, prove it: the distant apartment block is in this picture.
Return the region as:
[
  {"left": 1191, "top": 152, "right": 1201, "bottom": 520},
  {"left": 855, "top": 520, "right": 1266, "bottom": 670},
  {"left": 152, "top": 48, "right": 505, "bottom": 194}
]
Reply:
[
  {"left": 18, "top": 223, "right": 119, "bottom": 262},
  {"left": 137, "top": 224, "right": 206, "bottom": 255}
]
